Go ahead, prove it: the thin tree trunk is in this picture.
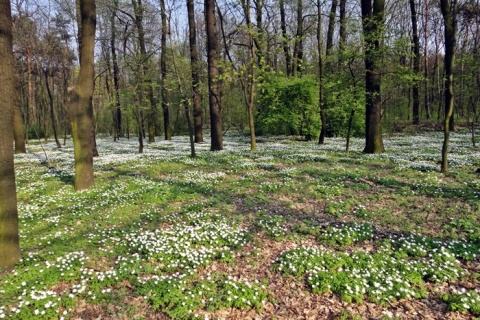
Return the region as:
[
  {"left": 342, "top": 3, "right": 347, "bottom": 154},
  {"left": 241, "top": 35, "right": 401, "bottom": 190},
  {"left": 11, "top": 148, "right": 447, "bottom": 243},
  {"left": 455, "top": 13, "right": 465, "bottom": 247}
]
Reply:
[
  {"left": 279, "top": 0, "right": 292, "bottom": 76},
  {"left": 160, "top": 0, "right": 171, "bottom": 140},
  {"left": 68, "top": 0, "right": 96, "bottom": 190},
  {"left": 132, "top": 0, "right": 156, "bottom": 143},
  {"left": 44, "top": 71, "right": 62, "bottom": 148},
  {"left": 254, "top": 0, "right": 265, "bottom": 68},
  {"left": 206, "top": 0, "right": 223, "bottom": 151},
  {"left": 135, "top": 108, "right": 144, "bottom": 153},
  {"left": 317, "top": 0, "right": 326, "bottom": 145},
  {"left": 111, "top": 0, "right": 122, "bottom": 138},
  {"left": 187, "top": 0, "right": 203, "bottom": 143},
  {"left": 168, "top": 24, "right": 195, "bottom": 157},
  {"left": 410, "top": 0, "right": 420, "bottom": 124},
  {"left": 27, "top": 48, "right": 34, "bottom": 130},
  {"left": 423, "top": 0, "right": 431, "bottom": 120},
  {"left": 339, "top": 0, "right": 346, "bottom": 60},
  {"left": 292, "top": 0, "right": 304, "bottom": 76},
  {"left": 0, "top": 0, "right": 20, "bottom": 270},
  {"left": 319, "top": 0, "right": 338, "bottom": 144},
  {"left": 346, "top": 109, "right": 355, "bottom": 153},
  {"left": 440, "top": 0, "right": 457, "bottom": 173},
  {"left": 240, "top": 0, "right": 257, "bottom": 151}
]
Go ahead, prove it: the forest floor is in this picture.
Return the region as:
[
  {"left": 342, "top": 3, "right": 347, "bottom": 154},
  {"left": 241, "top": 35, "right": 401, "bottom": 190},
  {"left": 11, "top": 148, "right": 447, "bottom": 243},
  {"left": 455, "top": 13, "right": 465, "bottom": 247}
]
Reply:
[{"left": 1, "top": 131, "right": 479, "bottom": 320}]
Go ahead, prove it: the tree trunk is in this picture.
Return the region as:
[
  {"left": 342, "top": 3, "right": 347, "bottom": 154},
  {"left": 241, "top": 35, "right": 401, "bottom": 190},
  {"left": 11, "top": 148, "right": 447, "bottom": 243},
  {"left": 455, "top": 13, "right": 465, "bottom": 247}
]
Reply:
[
  {"left": 0, "top": 0, "right": 20, "bottom": 270},
  {"left": 205, "top": 0, "right": 223, "bottom": 151},
  {"left": 326, "top": 0, "right": 338, "bottom": 58},
  {"left": 423, "top": 0, "right": 431, "bottom": 120},
  {"left": 240, "top": 0, "right": 258, "bottom": 151},
  {"left": 44, "top": 71, "right": 62, "bottom": 148},
  {"left": 440, "top": 0, "right": 457, "bottom": 173},
  {"left": 68, "top": 0, "right": 96, "bottom": 191},
  {"left": 279, "top": 0, "right": 292, "bottom": 76},
  {"left": 339, "top": 0, "right": 346, "bottom": 58},
  {"left": 254, "top": 0, "right": 265, "bottom": 68},
  {"left": 111, "top": 0, "right": 122, "bottom": 138},
  {"left": 26, "top": 48, "right": 34, "bottom": 135},
  {"left": 168, "top": 25, "right": 196, "bottom": 158},
  {"left": 187, "top": 0, "right": 203, "bottom": 143},
  {"left": 410, "top": 0, "right": 420, "bottom": 124},
  {"left": 319, "top": 0, "right": 338, "bottom": 144},
  {"left": 292, "top": 0, "right": 304, "bottom": 76},
  {"left": 361, "top": 0, "right": 385, "bottom": 153},
  {"left": 317, "top": 0, "right": 326, "bottom": 145},
  {"left": 132, "top": 0, "right": 156, "bottom": 143},
  {"left": 160, "top": 0, "right": 171, "bottom": 140}
]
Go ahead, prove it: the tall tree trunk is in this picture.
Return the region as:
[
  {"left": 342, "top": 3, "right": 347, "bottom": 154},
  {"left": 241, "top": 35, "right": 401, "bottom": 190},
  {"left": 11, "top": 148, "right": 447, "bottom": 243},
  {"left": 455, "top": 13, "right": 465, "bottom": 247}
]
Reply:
[
  {"left": 160, "top": 0, "right": 171, "bottom": 140},
  {"left": 111, "top": 0, "right": 122, "bottom": 138},
  {"left": 317, "top": 0, "right": 326, "bottom": 145},
  {"left": 440, "top": 0, "right": 457, "bottom": 173},
  {"left": 240, "top": 0, "right": 258, "bottom": 151},
  {"left": 423, "top": 0, "right": 431, "bottom": 120},
  {"left": 26, "top": 48, "right": 34, "bottom": 134},
  {"left": 279, "top": 0, "right": 292, "bottom": 76},
  {"left": 187, "top": 0, "right": 203, "bottom": 142},
  {"left": 292, "top": 0, "right": 304, "bottom": 76},
  {"left": 205, "top": 0, "right": 223, "bottom": 151},
  {"left": 44, "top": 71, "right": 62, "bottom": 148},
  {"left": 361, "top": 0, "right": 385, "bottom": 153},
  {"left": 410, "top": 0, "right": 420, "bottom": 124},
  {"left": 339, "top": 0, "right": 346, "bottom": 58},
  {"left": 168, "top": 24, "right": 196, "bottom": 157},
  {"left": 326, "top": 0, "right": 338, "bottom": 58},
  {"left": 132, "top": 0, "right": 156, "bottom": 143},
  {"left": 68, "top": 0, "right": 96, "bottom": 191},
  {"left": 254, "top": 0, "right": 265, "bottom": 68},
  {"left": 319, "top": 0, "right": 338, "bottom": 144},
  {"left": 0, "top": 0, "right": 20, "bottom": 270}
]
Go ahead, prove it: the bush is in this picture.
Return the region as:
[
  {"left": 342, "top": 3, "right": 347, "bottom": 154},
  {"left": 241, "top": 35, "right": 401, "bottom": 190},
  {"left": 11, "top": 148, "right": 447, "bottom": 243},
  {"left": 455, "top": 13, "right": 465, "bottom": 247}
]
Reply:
[{"left": 256, "top": 75, "right": 320, "bottom": 140}]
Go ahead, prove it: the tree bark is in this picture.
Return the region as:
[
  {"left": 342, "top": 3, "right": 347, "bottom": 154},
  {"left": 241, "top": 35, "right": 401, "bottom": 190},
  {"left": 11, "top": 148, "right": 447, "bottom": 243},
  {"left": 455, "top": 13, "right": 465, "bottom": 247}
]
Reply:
[
  {"left": 44, "top": 71, "right": 62, "bottom": 148},
  {"left": 279, "top": 0, "right": 292, "bottom": 76},
  {"left": 326, "top": 0, "right": 338, "bottom": 58},
  {"left": 168, "top": 25, "right": 196, "bottom": 158},
  {"left": 205, "top": 0, "right": 223, "bottom": 151},
  {"left": 26, "top": 48, "right": 34, "bottom": 134},
  {"left": 410, "top": 0, "right": 420, "bottom": 124},
  {"left": 240, "top": 0, "right": 258, "bottom": 151},
  {"left": 187, "top": 0, "right": 203, "bottom": 143},
  {"left": 361, "top": 0, "right": 385, "bottom": 153},
  {"left": 160, "top": 0, "right": 171, "bottom": 140},
  {"left": 317, "top": 0, "right": 326, "bottom": 145},
  {"left": 111, "top": 0, "right": 122, "bottom": 138},
  {"left": 0, "top": 0, "right": 20, "bottom": 270},
  {"left": 292, "top": 0, "right": 304, "bottom": 76},
  {"left": 254, "top": 0, "right": 265, "bottom": 68},
  {"left": 68, "top": 0, "right": 96, "bottom": 191},
  {"left": 319, "top": 0, "right": 338, "bottom": 144},
  {"left": 440, "top": 0, "right": 457, "bottom": 173},
  {"left": 132, "top": 0, "right": 156, "bottom": 143},
  {"left": 423, "top": 0, "right": 431, "bottom": 120},
  {"left": 339, "top": 0, "right": 346, "bottom": 58}
]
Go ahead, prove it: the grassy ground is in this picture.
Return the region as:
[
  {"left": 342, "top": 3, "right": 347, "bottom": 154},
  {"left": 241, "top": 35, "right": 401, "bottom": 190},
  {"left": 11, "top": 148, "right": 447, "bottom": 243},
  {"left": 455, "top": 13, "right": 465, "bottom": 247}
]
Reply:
[{"left": 1, "top": 131, "right": 479, "bottom": 319}]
